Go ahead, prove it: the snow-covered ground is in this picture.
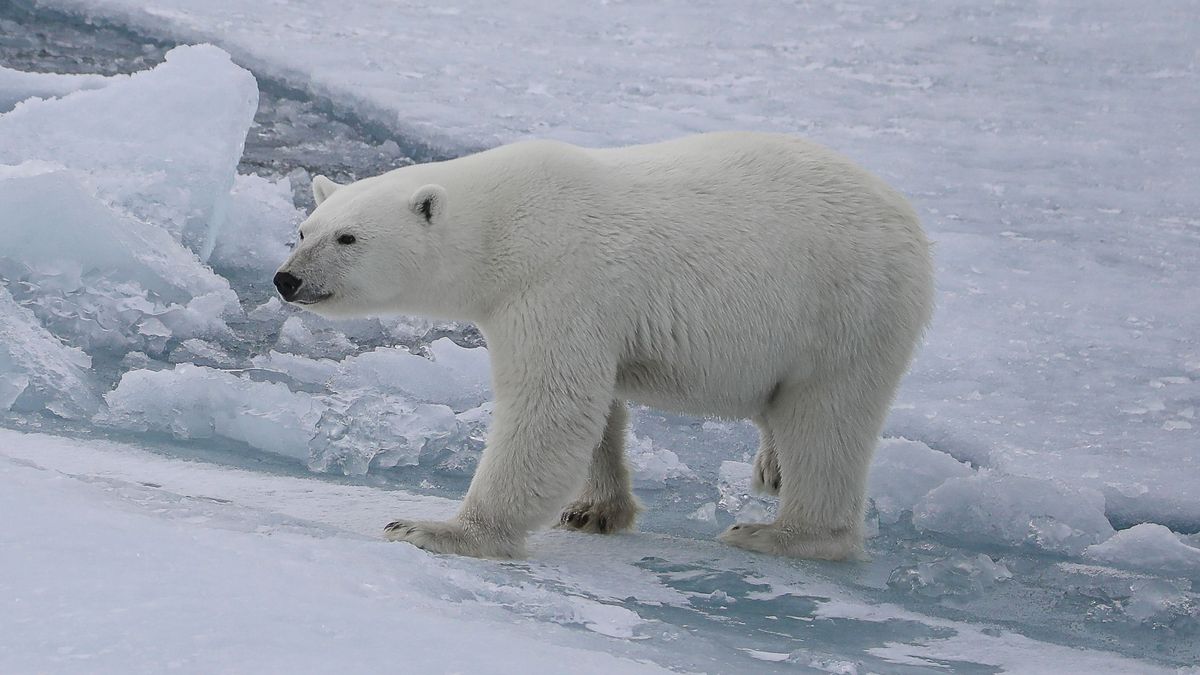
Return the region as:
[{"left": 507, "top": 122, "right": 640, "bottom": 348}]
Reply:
[
  {"left": 2, "top": 0, "right": 1198, "bottom": 671},
  {"left": 1, "top": 429, "right": 1180, "bottom": 674}
]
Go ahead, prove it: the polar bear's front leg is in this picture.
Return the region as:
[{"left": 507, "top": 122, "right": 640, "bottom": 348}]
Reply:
[
  {"left": 384, "top": 329, "right": 616, "bottom": 559},
  {"left": 558, "top": 399, "right": 641, "bottom": 534},
  {"left": 383, "top": 518, "right": 523, "bottom": 558}
]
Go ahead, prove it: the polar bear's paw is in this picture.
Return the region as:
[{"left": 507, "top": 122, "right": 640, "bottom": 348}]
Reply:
[
  {"left": 383, "top": 518, "right": 523, "bottom": 559},
  {"left": 556, "top": 497, "right": 640, "bottom": 534},
  {"left": 751, "top": 448, "right": 782, "bottom": 496},
  {"left": 718, "top": 522, "right": 862, "bottom": 561}
]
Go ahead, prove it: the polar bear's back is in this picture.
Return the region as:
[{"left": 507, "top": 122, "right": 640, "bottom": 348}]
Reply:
[
  {"left": 587, "top": 132, "right": 927, "bottom": 283},
  {"left": 578, "top": 132, "right": 933, "bottom": 416},
  {"left": 590, "top": 132, "right": 920, "bottom": 243}
]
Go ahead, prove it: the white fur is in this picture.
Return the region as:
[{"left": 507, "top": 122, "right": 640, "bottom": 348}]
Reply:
[{"left": 278, "top": 132, "right": 934, "bottom": 560}]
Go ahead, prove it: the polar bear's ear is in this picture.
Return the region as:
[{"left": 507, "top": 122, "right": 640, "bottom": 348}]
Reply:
[
  {"left": 312, "top": 175, "right": 342, "bottom": 206},
  {"left": 409, "top": 184, "right": 447, "bottom": 225}
]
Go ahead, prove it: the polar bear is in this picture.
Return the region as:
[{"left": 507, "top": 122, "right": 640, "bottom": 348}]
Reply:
[{"left": 274, "top": 132, "right": 934, "bottom": 560}]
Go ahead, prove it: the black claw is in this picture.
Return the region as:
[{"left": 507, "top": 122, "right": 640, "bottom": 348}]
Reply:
[
  {"left": 561, "top": 510, "right": 591, "bottom": 528},
  {"left": 597, "top": 516, "right": 609, "bottom": 532},
  {"left": 771, "top": 478, "right": 782, "bottom": 491}
]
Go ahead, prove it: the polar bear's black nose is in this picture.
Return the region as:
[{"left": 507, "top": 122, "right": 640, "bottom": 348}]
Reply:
[{"left": 273, "top": 271, "right": 303, "bottom": 301}]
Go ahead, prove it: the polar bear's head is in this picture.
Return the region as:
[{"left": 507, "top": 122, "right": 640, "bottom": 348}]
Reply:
[{"left": 274, "top": 173, "right": 475, "bottom": 319}]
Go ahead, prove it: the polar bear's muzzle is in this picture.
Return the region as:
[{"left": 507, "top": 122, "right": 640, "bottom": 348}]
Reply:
[
  {"left": 272, "top": 270, "right": 332, "bottom": 305},
  {"left": 272, "top": 271, "right": 302, "bottom": 300}
]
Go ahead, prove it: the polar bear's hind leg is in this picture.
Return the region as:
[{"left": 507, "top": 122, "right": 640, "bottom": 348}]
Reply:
[
  {"left": 720, "top": 368, "right": 894, "bottom": 560},
  {"left": 751, "top": 417, "right": 782, "bottom": 496}
]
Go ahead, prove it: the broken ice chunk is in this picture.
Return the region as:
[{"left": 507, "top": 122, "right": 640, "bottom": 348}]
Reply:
[
  {"left": 913, "top": 472, "right": 1115, "bottom": 555},
  {"left": 429, "top": 338, "right": 492, "bottom": 384},
  {"left": 308, "top": 394, "right": 462, "bottom": 476},
  {"left": 0, "top": 164, "right": 241, "bottom": 355},
  {"left": 1084, "top": 523, "right": 1200, "bottom": 576},
  {"left": 626, "top": 432, "right": 695, "bottom": 487},
  {"left": 718, "top": 460, "right": 774, "bottom": 523},
  {"left": 274, "top": 316, "right": 357, "bottom": 360},
  {"left": 688, "top": 502, "right": 718, "bottom": 523},
  {"left": 249, "top": 350, "right": 342, "bottom": 388},
  {"left": 168, "top": 339, "right": 241, "bottom": 369},
  {"left": 334, "top": 346, "right": 490, "bottom": 411},
  {"left": 209, "top": 173, "right": 303, "bottom": 281},
  {"left": 887, "top": 553, "right": 1012, "bottom": 601},
  {"left": 0, "top": 372, "right": 29, "bottom": 411},
  {"left": 0, "top": 166, "right": 233, "bottom": 303},
  {"left": 428, "top": 402, "right": 491, "bottom": 475},
  {"left": 100, "top": 364, "right": 324, "bottom": 461},
  {"left": 0, "top": 45, "right": 258, "bottom": 258},
  {"left": 868, "top": 438, "right": 973, "bottom": 525},
  {"left": 0, "top": 285, "right": 98, "bottom": 419}
]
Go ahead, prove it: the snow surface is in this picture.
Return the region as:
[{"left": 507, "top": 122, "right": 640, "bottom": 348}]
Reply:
[
  {"left": 0, "top": 432, "right": 673, "bottom": 675},
  {"left": 0, "top": 429, "right": 1178, "bottom": 674},
  {"left": 1, "top": 0, "right": 1199, "bottom": 670}
]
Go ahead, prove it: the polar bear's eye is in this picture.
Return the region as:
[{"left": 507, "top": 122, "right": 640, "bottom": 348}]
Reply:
[
  {"left": 298, "top": 232, "right": 304, "bottom": 241},
  {"left": 337, "top": 234, "right": 357, "bottom": 245}
]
